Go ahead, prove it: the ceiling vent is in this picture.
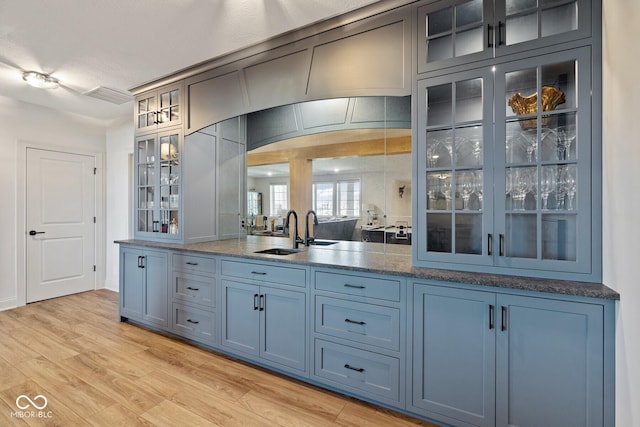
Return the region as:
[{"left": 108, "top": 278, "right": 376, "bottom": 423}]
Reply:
[{"left": 83, "top": 86, "right": 133, "bottom": 105}]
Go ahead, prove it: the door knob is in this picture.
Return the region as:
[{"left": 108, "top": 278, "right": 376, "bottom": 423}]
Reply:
[{"left": 29, "top": 230, "right": 45, "bottom": 236}]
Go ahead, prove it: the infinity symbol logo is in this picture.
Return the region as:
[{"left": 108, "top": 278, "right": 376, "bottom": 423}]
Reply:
[{"left": 16, "top": 395, "right": 48, "bottom": 410}]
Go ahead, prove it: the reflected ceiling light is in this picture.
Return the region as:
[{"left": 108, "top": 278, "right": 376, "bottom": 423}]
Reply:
[{"left": 22, "top": 71, "right": 59, "bottom": 89}]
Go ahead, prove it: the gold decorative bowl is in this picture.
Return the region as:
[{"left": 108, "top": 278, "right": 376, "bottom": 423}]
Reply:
[{"left": 508, "top": 86, "right": 566, "bottom": 129}]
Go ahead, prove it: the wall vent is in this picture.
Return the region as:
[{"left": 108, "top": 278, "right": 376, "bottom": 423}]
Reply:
[{"left": 83, "top": 86, "right": 133, "bottom": 105}]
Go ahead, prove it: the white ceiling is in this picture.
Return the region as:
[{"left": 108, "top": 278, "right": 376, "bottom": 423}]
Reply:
[{"left": 0, "top": 0, "right": 381, "bottom": 125}]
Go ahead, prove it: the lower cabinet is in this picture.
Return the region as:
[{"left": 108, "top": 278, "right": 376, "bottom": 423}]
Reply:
[
  {"left": 311, "top": 268, "right": 405, "bottom": 408},
  {"left": 411, "top": 282, "right": 606, "bottom": 427},
  {"left": 169, "top": 252, "right": 217, "bottom": 345},
  {"left": 119, "top": 246, "right": 168, "bottom": 327},
  {"left": 220, "top": 259, "right": 308, "bottom": 375},
  {"left": 118, "top": 245, "right": 613, "bottom": 427}
]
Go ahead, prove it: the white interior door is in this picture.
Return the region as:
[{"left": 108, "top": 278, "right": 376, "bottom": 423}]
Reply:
[{"left": 26, "top": 148, "right": 96, "bottom": 303}]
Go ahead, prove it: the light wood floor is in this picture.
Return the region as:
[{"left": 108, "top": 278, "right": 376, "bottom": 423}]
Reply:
[{"left": 0, "top": 290, "right": 439, "bottom": 426}]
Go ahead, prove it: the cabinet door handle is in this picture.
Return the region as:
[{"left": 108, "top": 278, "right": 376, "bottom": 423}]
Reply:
[
  {"left": 138, "top": 256, "right": 145, "bottom": 269},
  {"left": 501, "top": 306, "right": 508, "bottom": 331},
  {"left": 186, "top": 319, "right": 199, "bottom": 324},
  {"left": 487, "top": 23, "right": 494, "bottom": 48},
  {"left": 253, "top": 294, "right": 259, "bottom": 310},
  {"left": 488, "top": 234, "right": 493, "bottom": 256},
  {"left": 186, "top": 286, "right": 199, "bottom": 291},
  {"left": 259, "top": 294, "right": 265, "bottom": 311},
  {"left": 497, "top": 21, "right": 504, "bottom": 46},
  {"left": 499, "top": 234, "right": 505, "bottom": 257},
  {"left": 344, "top": 364, "right": 365, "bottom": 373},
  {"left": 344, "top": 284, "right": 365, "bottom": 289},
  {"left": 251, "top": 271, "right": 267, "bottom": 276},
  {"left": 345, "top": 318, "right": 366, "bottom": 326},
  {"left": 489, "top": 305, "right": 495, "bottom": 330},
  {"left": 185, "top": 262, "right": 199, "bottom": 266}
]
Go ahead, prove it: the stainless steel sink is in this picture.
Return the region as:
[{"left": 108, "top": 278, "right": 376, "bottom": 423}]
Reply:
[
  {"left": 308, "top": 240, "right": 338, "bottom": 246},
  {"left": 254, "top": 248, "right": 301, "bottom": 255}
]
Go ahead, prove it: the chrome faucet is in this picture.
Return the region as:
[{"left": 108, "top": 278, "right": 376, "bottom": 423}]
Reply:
[
  {"left": 285, "top": 210, "right": 304, "bottom": 249},
  {"left": 304, "top": 210, "right": 318, "bottom": 246}
]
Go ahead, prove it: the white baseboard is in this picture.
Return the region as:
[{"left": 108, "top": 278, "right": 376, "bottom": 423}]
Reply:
[
  {"left": 103, "top": 280, "right": 119, "bottom": 293},
  {"left": 0, "top": 297, "right": 18, "bottom": 311}
]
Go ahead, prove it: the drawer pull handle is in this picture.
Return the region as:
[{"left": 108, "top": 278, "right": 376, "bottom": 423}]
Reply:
[
  {"left": 345, "top": 318, "right": 366, "bottom": 325},
  {"left": 344, "top": 364, "right": 365, "bottom": 373},
  {"left": 186, "top": 287, "right": 200, "bottom": 291},
  {"left": 343, "top": 284, "right": 365, "bottom": 289},
  {"left": 185, "top": 262, "right": 199, "bottom": 266},
  {"left": 251, "top": 271, "right": 267, "bottom": 275},
  {"left": 186, "top": 319, "right": 199, "bottom": 324}
]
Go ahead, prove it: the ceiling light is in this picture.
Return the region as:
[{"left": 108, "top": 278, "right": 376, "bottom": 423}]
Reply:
[{"left": 22, "top": 71, "right": 59, "bottom": 89}]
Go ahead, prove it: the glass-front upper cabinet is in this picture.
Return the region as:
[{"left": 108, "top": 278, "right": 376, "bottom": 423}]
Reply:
[
  {"left": 416, "top": 47, "right": 594, "bottom": 279},
  {"left": 134, "top": 82, "right": 183, "bottom": 134},
  {"left": 416, "top": 69, "right": 494, "bottom": 266},
  {"left": 494, "top": 47, "right": 592, "bottom": 275},
  {"left": 417, "top": 0, "right": 591, "bottom": 73},
  {"left": 135, "top": 129, "right": 182, "bottom": 241}
]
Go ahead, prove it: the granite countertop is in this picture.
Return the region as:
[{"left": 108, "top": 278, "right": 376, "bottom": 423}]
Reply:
[{"left": 115, "top": 236, "right": 620, "bottom": 300}]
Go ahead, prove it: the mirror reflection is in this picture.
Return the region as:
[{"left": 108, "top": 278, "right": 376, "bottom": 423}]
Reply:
[{"left": 245, "top": 96, "right": 412, "bottom": 247}]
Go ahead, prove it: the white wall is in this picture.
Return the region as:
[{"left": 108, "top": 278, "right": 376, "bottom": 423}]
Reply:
[
  {"left": 0, "top": 95, "right": 107, "bottom": 310},
  {"left": 602, "top": 0, "right": 640, "bottom": 425},
  {"left": 105, "top": 117, "right": 134, "bottom": 291}
]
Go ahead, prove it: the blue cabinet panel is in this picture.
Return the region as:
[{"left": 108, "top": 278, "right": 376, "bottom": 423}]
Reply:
[
  {"left": 496, "top": 294, "right": 604, "bottom": 427},
  {"left": 412, "top": 284, "right": 496, "bottom": 427}
]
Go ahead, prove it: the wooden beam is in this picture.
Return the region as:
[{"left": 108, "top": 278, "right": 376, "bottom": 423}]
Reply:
[{"left": 247, "top": 135, "right": 411, "bottom": 166}]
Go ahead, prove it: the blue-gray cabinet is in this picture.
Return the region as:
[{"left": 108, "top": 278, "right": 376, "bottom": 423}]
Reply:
[
  {"left": 311, "top": 268, "right": 405, "bottom": 408},
  {"left": 417, "top": 0, "right": 591, "bottom": 74},
  {"left": 411, "top": 282, "right": 606, "bottom": 427},
  {"left": 170, "top": 253, "right": 217, "bottom": 345},
  {"left": 496, "top": 294, "right": 604, "bottom": 427},
  {"left": 415, "top": 46, "right": 597, "bottom": 281},
  {"left": 119, "top": 246, "right": 168, "bottom": 327},
  {"left": 411, "top": 284, "right": 496, "bottom": 427},
  {"left": 220, "top": 259, "right": 308, "bottom": 375},
  {"left": 134, "top": 82, "right": 183, "bottom": 135}
]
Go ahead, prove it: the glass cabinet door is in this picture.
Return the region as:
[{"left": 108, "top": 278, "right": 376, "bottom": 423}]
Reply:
[
  {"left": 495, "top": 0, "right": 591, "bottom": 56},
  {"left": 418, "top": 0, "right": 493, "bottom": 73},
  {"left": 135, "top": 130, "right": 183, "bottom": 240},
  {"left": 494, "top": 47, "right": 591, "bottom": 273},
  {"left": 156, "top": 83, "right": 182, "bottom": 130},
  {"left": 135, "top": 82, "right": 183, "bottom": 133},
  {"left": 417, "top": 69, "right": 494, "bottom": 265},
  {"left": 158, "top": 131, "right": 181, "bottom": 237},
  {"left": 136, "top": 134, "right": 158, "bottom": 234},
  {"left": 136, "top": 93, "right": 158, "bottom": 134}
]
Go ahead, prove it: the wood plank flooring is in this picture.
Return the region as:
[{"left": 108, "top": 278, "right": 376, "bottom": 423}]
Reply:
[{"left": 0, "top": 290, "right": 439, "bottom": 426}]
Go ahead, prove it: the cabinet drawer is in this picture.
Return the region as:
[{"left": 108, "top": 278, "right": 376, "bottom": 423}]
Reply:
[
  {"left": 221, "top": 259, "right": 306, "bottom": 287},
  {"left": 172, "top": 253, "right": 216, "bottom": 275},
  {"left": 314, "top": 339, "right": 400, "bottom": 402},
  {"left": 171, "top": 302, "right": 215, "bottom": 344},
  {"left": 315, "top": 296, "right": 400, "bottom": 351},
  {"left": 172, "top": 272, "right": 215, "bottom": 308},
  {"left": 315, "top": 271, "right": 400, "bottom": 301}
]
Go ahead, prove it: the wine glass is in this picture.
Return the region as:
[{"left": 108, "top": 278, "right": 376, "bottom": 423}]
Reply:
[
  {"left": 456, "top": 171, "right": 475, "bottom": 210},
  {"left": 557, "top": 126, "right": 577, "bottom": 160},
  {"left": 507, "top": 167, "right": 536, "bottom": 210},
  {"left": 558, "top": 165, "right": 577, "bottom": 210},
  {"left": 519, "top": 128, "right": 538, "bottom": 163},
  {"left": 541, "top": 167, "right": 557, "bottom": 210}
]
